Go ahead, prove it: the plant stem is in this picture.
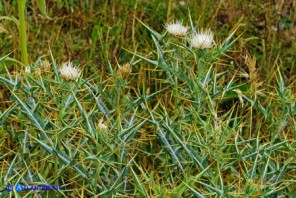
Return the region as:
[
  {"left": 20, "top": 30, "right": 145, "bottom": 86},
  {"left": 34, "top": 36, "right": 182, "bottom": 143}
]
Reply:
[{"left": 18, "top": 0, "right": 29, "bottom": 66}]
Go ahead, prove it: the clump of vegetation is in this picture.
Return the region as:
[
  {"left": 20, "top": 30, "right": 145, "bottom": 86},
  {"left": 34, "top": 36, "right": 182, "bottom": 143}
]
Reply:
[{"left": 0, "top": 1, "right": 295, "bottom": 197}]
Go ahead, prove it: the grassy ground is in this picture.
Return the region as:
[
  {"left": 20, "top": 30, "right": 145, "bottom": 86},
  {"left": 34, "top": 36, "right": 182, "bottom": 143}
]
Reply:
[{"left": 0, "top": 0, "right": 295, "bottom": 197}]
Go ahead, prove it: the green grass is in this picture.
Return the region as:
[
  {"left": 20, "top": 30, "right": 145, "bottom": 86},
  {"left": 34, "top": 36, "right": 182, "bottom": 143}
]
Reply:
[{"left": 0, "top": 0, "right": 295, "bottom": 197}]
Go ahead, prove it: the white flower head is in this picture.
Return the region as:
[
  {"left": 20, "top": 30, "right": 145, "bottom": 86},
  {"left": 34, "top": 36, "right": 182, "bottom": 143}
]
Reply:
[
  {"left": 59, "top": 61, "right": 81, "bottom": 80},
  {"left": 165, "top": 21, "right": 188, "bottom": 36},
  {"left": 191, "top": 29, "right": 214, "bottom": 49},
  {"left": 25, "top": 66, "right": 31, "bottom": 74},
  {"left": 179, "top": 1, "right": 186, "bottom": 6},
  {"left": 98, "top": 119, "right": 108, "bottom": 131}
]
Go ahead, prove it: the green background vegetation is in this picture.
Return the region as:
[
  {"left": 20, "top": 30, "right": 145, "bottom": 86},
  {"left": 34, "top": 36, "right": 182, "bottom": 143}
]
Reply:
[{"left": 0, "top": 0, "right": 295, "bottom": 197}]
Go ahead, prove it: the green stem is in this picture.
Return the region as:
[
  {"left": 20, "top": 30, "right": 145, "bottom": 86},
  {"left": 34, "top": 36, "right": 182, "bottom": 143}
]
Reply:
[
  {"left": 18, "top": 0, "right": 29, "bottom": 66},
  {"left": 166, "top": 0, "right": 172, "bottom": 21}
]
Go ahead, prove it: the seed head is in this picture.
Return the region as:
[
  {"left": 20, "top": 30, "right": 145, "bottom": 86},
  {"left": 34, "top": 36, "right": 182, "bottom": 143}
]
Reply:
[
  {"left": 191, "top": 30, "right": 214, "bottom": 49},
  {"left": 35, "top": 68, "right": 41, "bottom": 77},
  {"left": 42, "top": 60, "right": 51, "bottom": 72},
  {"left": 59, "top": 61, "right": 81, "bottom": 80},
  {"left": 116, "top": 63, "right": 131, "bottom": 78},
  {"left": 165, "top": 21, "right": 188, "bottom": 36}
]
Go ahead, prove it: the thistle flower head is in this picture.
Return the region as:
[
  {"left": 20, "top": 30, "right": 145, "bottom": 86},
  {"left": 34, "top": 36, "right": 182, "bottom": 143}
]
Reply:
[
  {"left": 35, "top": 68, "right": 41, "bottom": 77},
  {"left": 59, "top": 61, "right": 81, "bottom": 80},
  {"left": 191, "top": 30, "right": 214, "bottom": 49},
  {"left": 116, "top": 63, "right": 131, "bottom": 78},
  {"left": 165, "top": 21, "right": 188, "bottom": 36},
  {"left": 98, "top": 119, "right": 108, "bottom": 131},
  {"left": 25, "top": 66, "right": 31, "bottom": 74},
  {"left": 42, "top": 60, "right": 51, "bottom": 72}
]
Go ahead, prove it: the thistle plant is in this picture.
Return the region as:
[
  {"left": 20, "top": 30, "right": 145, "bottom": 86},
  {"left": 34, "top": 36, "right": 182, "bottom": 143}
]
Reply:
[
  {"left": 0, "top": 8, "right": 295, "bottom": 198},
  {"left": 125, "top": 16, "right": 295, "bottom": 197}
]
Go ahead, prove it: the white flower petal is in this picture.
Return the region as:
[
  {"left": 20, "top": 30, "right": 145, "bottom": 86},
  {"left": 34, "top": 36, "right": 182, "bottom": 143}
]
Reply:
[
  {"left": 165, "top": 21, "right": 188, "bottom": 36},
  {"left": 59, "top": 61, "right": 81, "bottom": 80},
  {"left": 25, "top": 66, "right": 31, "bottom": 74},
  {"left": 191, "top": 30, "right": 214, "bottom": 49}
]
